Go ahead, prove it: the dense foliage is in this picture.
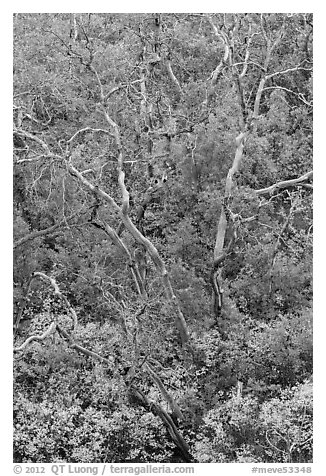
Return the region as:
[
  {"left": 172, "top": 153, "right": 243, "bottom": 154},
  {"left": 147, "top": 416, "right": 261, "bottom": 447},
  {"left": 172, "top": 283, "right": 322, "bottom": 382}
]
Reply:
[{"left": 13, "top": 13, "right": 313, "bottom": 463}]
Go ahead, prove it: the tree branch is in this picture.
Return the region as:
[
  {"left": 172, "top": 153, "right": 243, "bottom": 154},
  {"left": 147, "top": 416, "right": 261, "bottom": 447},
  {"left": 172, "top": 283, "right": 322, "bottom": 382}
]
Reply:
[
  {"left": 165, "top": 60, "right": 183, "bottom": 95},
  {"left": 206, "top": 15, "right": 230, "bottom": 87},
  {"left": 267, "top": 63, "right": 312, "bottom": 80},
  {"left": 262, "top": 86, "right": 312, "bottom": 106},
  {"left": 214, "top": 131, "right": 249, "bottom": 264},
  {"left": 14, "top": 322, "right": 56, "bottom": 352},
  {"left": 89, "top": 219, "right": 145, "bottom": 297},
  {"left": 144, "top": 362, "right": 184, "bottom": 421},
  {"left": 14, "top": 296, "right": 193, "bottom": 461},
  {"left": 32, "top": 272, "right": 78, "bottom": 330},
  {"left": 66, "top": 127, "right": 114, "bottom": 144},
  {"left": 13, "top": 214, "right": 76, "bottom": 249},
  {"left": 128, "top": 385, "right": 194, "bottom": 462},
  {"left": 13, "top": 129, "right": 51, "bottom": 154},
  {"left": 67, "top": 150, "right": 189, "bottom": 343},
  {"left": 255, "top": 171, "right": 313, "bottom": 196}
]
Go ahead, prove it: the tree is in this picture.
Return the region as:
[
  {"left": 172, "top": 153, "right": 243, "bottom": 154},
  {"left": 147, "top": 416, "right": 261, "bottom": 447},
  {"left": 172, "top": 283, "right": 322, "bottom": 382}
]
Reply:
[{"left": 13, "top": 13, "right": 312, "bottom": 463}]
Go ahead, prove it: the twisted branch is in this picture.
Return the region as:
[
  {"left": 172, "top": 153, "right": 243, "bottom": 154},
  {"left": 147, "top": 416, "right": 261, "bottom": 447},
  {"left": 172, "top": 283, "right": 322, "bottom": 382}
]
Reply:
[{"left": 14, "top": 322, "right": 56, "bottom": 352}]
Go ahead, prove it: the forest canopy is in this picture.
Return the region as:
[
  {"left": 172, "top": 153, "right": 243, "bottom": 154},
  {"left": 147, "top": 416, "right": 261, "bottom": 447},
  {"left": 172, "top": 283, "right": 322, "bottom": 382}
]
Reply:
[{"left": 13, "top": 13, "right": 313, "bottom": 464}]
